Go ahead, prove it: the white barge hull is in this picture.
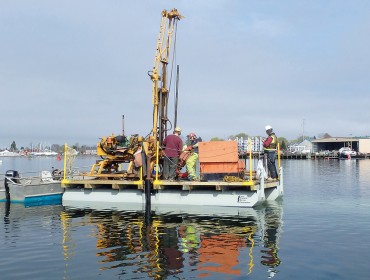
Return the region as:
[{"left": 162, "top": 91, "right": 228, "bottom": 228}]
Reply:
[
  {"left": 63, "top": 168, "right": 283, "bottom": 209},
  {"left": 62, "top": 188, "right": 270, "bottom": 208},
  {"left": 63, "top": 179, "right": 282, "bottom": 209}
]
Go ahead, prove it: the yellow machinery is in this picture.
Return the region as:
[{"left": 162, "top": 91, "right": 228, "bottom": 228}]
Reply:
[
  {"left": 88, "top": 9, "right": 182, "bottom": 178},
  {"left": 88, "top": 133, "right": 143, "bottom": 178}
]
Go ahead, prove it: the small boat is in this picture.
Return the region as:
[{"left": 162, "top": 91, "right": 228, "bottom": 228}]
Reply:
[
  {"left": 30, "top": 149, "right": 58, "bottom": 156},
  {"left": 338, "top": 147, "right": 356, "bottom": 159},
  {"left": 0, "top": 170, "right": 64, "bottom": 204}
]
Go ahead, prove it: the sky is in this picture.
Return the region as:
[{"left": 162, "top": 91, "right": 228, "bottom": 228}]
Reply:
[{"left": 1, "top": 0, "right": 370, "bottom": 149}]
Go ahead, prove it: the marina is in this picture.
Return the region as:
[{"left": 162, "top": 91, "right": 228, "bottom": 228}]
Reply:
[
  {"left": 1, "top": 2, "right": 370, "bottom": 279},
  {"left": 281, "top": 152, "right": 370, "bottom": 160}
]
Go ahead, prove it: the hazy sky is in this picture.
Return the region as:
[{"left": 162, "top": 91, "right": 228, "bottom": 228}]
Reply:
[{"left": 1, "top": 0, "right": 370, "bottom": 148}]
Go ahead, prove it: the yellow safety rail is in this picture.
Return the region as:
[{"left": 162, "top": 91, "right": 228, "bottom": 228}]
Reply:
[
  {"left": 62, "top": 143, "right": 69, "bottom": 184},
  {"left": 155, "top": 141, "right": 160, "bottom": 181},
  {"left": 277, "top": 142, "right": 281, "bottom": 172},
  {"left": 278, "top": 143, "right": 280, "bottom": 179},
  {"left": 249, "top": 138, "right": 253, "bottom": 182},
  {"left": 62, "top": 143, "right": 77, "bottom": 184}
]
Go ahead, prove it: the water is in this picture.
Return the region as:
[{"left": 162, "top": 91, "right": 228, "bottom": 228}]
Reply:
[{"left": 1, "top": 157, "right": 370, "bottom": 279}]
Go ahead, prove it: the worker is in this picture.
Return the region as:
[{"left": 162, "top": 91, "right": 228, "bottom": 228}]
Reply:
[
  {"left": 185, "top": 132, "right": 202, "bottom": 181},
  {"left": 263, "top": 125, "right": 278, "bottom": 179},
  {"left": 162, "top": 127, "right": 183, "bottom": 180}
]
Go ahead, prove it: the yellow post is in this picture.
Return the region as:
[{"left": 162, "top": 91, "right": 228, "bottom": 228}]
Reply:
[
  {"left": 249, "top": 138, "right": 253, "bottom": 182},
  {"left": 155, "top": 141, "right": 160, "bottom": 181},
  {"left": 277, "top": 143, "right": 281, "bottom": 170},
  {"left": 62, "top": 143, "right": 68, "bottom": 184}
]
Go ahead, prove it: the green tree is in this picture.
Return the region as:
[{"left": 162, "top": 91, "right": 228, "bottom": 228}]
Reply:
[
  {"left": 318, "top": 133, "right": 332, "bottom": 139},
  {"left": 234, "top": 132, "right": 248, "bottom": 139},
  {"left": 10, "top": 141, "right": 17, "bottom": 151},
  {"left": 228, "top": 132, "right": 249, "bottom": 140},
  {"left": 210, "top": 137, "right": 224, "bottom": 141},
  {"left": 72, "top": 143, "right": 80, "bottom": 151},
  {"left": 51, "top": 144, "right": 63, "bottom": 153},
  {"left": 278, "top": 137, "right": 288, "bottom": 150}
]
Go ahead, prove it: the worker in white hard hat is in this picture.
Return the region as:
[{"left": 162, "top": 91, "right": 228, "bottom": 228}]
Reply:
[
  {"left": 263, "top": 125, "right": 278, "bottom": 179},
  {"left": 184, "top": 132, "right": 202, "bottom": 181},
  {"left": 162, "top": 127, "right": 183, "bottom": 180}
]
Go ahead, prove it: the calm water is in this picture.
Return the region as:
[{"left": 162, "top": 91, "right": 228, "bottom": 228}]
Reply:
[{"left": 1, "top": 157, "right": 370, "bottom": 279}]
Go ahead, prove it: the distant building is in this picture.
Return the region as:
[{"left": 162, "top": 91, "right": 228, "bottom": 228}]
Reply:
[
  {"left": 288, "top": 139, "right": 312, "bottom": 154},
  {"left": 312, "top": 137, "right": 370, "bottom": 154},
  {"left": 84, "top": 149, "right": 97, "bottom": 155}
]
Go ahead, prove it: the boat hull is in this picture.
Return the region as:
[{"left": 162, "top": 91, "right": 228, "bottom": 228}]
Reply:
[{"left": 0, "top": 178, "right": 63, "bottom": 204}]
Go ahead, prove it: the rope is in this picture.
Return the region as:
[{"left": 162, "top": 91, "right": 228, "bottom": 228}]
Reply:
[{"left": 223, "top": 175, "right": 244, "bottom": 182}]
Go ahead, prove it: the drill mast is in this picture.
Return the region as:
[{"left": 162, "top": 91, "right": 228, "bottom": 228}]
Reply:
[{"left": 149, "top": 8, "right": 183, "bottom": 146}]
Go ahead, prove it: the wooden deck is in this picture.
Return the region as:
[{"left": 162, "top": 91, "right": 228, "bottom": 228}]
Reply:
[{"left": 62, "top": 178, "right": 280, "bottom": 192}]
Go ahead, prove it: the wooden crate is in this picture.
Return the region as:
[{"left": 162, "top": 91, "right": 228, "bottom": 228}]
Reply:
[{"left": 199, "top": 141, "right": 243, "bottom": 173}]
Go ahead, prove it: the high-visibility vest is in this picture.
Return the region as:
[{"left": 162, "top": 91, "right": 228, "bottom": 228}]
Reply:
[{"left": 264, "top": 134, "right": 278, "bottom": 150}]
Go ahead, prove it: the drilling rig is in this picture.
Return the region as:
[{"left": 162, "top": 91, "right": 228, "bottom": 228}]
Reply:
[{"left": 87, "top": 9, "right": 183, "bottom": 179}]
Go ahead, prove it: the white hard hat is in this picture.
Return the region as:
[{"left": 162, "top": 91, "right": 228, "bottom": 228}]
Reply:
[
  {"left": 174, "top": 126, "right": 182, "bottom": 132},
  {"left": 265, "top": 125, "right": 273, "bottom": 131}
]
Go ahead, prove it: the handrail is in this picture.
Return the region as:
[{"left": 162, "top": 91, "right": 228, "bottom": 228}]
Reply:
[
  {"left": 155, "top": 140, "right": 160, "bottom": 181},
  {"left": 249, "top": 138, "right": 253, "bottom": 182},
  {"left": 63, "top": 143, "right": 68, "bottom": 182},
  {"left": 278, "top": 142, "right": 280, "bottom": 169}
]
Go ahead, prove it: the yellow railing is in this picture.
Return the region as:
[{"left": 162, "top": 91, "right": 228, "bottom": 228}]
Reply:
[
  {"left": 62, "top": 143, "right": 69, "bottom": 184},
  {"left": 156, "top": 141, "right": 160, "bottom": 181},
  {"left": 277, "top": 143, "right": 281, "bottom": 170},
  {"left": 249, "top": 138, "right": 253, "bottom": 182}
]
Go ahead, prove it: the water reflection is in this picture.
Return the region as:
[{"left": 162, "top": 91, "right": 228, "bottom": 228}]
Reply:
[{"left": 62, "top": 202, "right": 284, "bottom": 279}]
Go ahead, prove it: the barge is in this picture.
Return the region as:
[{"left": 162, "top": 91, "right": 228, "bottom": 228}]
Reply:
[
  {"left": 62, "top": 177, "right": 283, "bottom": 208},
  {"left": 61, "top": 8, "right": 284, "bottom": 209},
  {"left": 62, "top": 140, "right": 284, "bottom": 208}
]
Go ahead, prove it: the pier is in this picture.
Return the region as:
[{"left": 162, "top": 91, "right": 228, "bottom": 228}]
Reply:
[{"left": 280, "top": 153, "right": 370, "bottom": 160}]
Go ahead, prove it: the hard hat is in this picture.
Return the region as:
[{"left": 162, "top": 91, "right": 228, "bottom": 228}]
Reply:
[
  {"left": 174, "top": 127, "right": 182, "bottom": 132},
  {"left": 189, "top": 132, "right": 196, "bottom": 138},
  {"left": 265, "top": 125, "right": 273, "bottom": 131}
]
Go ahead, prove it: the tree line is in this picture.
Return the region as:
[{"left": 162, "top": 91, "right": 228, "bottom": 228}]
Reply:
[
  {"left": 5, "top": 132, "right": 333, "bottom": 153},
  {"left": 5, "top": 141, "right": 96, "bottom": 154}
]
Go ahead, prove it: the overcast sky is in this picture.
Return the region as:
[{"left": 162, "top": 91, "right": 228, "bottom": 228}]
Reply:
[{"left": 1, "top": 0, "right": 370, "bottom": 148}]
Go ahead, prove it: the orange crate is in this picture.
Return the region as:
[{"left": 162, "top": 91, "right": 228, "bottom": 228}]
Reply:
[{"left": 199, "top": 141, "right": 243, "bottom": 174}]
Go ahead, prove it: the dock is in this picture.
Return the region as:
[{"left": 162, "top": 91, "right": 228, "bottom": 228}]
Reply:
[{"left": 280, "top": 153, "right": 370, "bottom": 160}]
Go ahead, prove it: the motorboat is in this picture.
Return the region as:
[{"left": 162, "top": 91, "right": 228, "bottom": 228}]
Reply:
[
  {"left": 0, "top": 170, "right": 64, "bottom": 204},
  {"left": 30, "top": 149, "right": 58, "bottom": 156},
  {"left": 338, "top": 147, "right": 356, "bottom": 159}
]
